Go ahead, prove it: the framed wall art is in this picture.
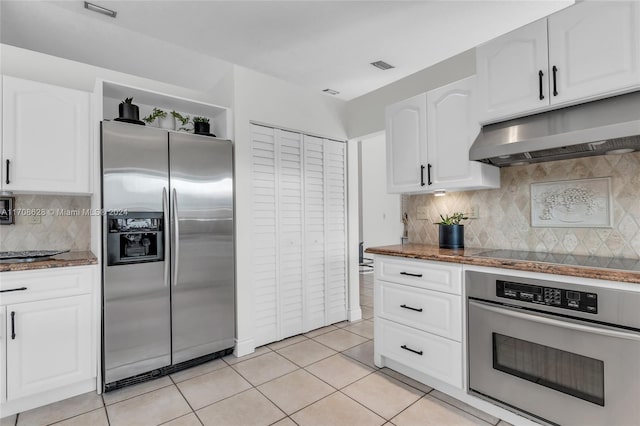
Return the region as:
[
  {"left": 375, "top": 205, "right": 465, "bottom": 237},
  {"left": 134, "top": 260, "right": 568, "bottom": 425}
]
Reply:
[{"left": 531, "top": 177, "right": 612, "bottom": 228}]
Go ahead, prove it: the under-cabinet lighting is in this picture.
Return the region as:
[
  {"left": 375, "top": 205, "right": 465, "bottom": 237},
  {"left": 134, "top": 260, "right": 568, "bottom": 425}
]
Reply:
[
  {"left": 84, "top": 2, "right": 117, "bottom": 18},
  {"left": 434, "top": 190, "right": 446, "bottom": 197}
]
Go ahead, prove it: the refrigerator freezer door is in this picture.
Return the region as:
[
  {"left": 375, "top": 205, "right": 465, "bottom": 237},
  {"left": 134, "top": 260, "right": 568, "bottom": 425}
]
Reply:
[
  {"left": 102, "top": 121, "right": 169, "bottom": 212},
  {"left": 102, "top": 121, "right": 171, "bottom": 384},
  {"left": 169, "top": 133, "right": 235, "bottom": 363}
]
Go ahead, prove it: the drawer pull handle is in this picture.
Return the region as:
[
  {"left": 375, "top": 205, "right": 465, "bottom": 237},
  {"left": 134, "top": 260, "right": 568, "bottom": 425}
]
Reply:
[
  {"left": 400, "top": 272, "right": 422, "bottom": 278},
  {"left": 538, "top": 70, "right": 545, "bottom": 100},
  {"left": 400, "top": 304, "right": 423, "bottom": 312},
  {"left": 401, "top": 344, "right": 423, "bottom": 356},
  {"left": 11, "top": 311, "right": 16, "bottom": 340},
  {"left": 0, "top": 287, "right": 27, "bottom": 293}
]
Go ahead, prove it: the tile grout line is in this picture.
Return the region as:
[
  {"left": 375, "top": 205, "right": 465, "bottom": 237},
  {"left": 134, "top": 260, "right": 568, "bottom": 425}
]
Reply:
[
  {"left": 167, "top": 374, "right": 203, "bottom": 426},
  {"left": 427, "top": 391, "right": 497, "bottom": 426},
  {"left": 385, "top": 389, "right": 434, "bottom": 424}
]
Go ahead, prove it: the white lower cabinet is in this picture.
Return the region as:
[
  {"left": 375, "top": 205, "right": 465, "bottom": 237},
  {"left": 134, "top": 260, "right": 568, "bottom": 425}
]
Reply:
[
  {"left": 376, "top": 318, "right": 462, "bottom": 387},
  {"left": 6, "top": 295, "right": 93, "bottom": 400},
  {"left": 374, "top": 256, "right": 463, "bottom": 389},
  {"left": 0, "top": 266, "right": 97, "bottom": 417}
]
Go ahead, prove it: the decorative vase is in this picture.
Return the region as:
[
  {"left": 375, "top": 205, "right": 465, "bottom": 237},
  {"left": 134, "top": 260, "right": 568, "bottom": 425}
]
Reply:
[
  {"left": 194, "top": 121, "right": 210, "bottom": 135},
  {"left": 158, "top": 115, "right": 176, "bottom": 130},
  {"left": 118, "top": 102, "right": 140, "bottom": 121},
  {"left": 439, "top": 224, "right": 464, "bottom": 249}
]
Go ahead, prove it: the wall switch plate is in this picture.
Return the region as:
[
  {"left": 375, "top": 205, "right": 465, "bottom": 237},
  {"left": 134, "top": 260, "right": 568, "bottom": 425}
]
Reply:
[
  {"left": 469, "top": 205, "right": 479, "bottom": 219},
  {"left": 416, "top": 205, "right": 429, "bottom": 220},
  {"left": 28, "top": 215, "right": 41, "bottom": 224}
]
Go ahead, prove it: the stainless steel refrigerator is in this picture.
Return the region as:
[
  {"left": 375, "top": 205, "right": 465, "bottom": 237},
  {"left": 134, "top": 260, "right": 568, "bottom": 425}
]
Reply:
[{"left": 101, "top": 121, "right": 235, "bottom": 390}]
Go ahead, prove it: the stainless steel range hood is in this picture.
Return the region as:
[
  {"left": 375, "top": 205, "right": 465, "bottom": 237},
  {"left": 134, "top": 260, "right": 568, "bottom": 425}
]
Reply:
[{"left": 469, "top": 91, "right": 640, "bottom": 167}]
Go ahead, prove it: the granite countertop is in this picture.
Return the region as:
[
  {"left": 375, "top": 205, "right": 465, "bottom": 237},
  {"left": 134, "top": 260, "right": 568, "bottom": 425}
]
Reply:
[
  {"left": 365, "top": 243, "right": 640, "bottom": 285},
  {"left": 0, "top": 251, "right": 98, "bottom": 272}
]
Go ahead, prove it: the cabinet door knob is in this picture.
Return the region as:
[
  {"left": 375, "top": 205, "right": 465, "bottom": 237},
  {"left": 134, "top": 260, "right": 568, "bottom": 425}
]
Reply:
[
  {"left": 552, "top": 65, "right": 558, "bottom": 96},
  {"left": 420, "top": 165, "right": 426, "bottom": 187},
  {"left": 538, "top": 70, "right": 545, "bottom": 100},
  {"left": 400, "top": 344, "right": 423, "bottom": 355}
]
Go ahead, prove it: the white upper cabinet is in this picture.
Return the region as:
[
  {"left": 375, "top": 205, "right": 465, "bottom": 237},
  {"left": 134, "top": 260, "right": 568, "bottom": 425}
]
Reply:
[
  {"left": 548, "top": 1, "right": 640, "bottom": 105},
  {"left": 426, "top": 76, "right": 499, "bottom": 191},
  {"left": 385, "top": 93, "right": 428, "bottom": 193},
  {"left": 2, "top": 76, "right": 91, "bottom": 194},
  {"left": 476, "top": 19, "right": 549, "bottom": 122},
  {"left": 477, "top": 1, "right": 640, "bottom": 123},
  {"left": 385, "top": 78, "right": 499, "bottom": 195}
]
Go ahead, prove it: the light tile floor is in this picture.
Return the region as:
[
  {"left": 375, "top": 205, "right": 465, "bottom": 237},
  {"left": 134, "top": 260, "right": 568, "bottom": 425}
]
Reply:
[{"left": 2, "top": 274, "right": 512, "bottom": 426}]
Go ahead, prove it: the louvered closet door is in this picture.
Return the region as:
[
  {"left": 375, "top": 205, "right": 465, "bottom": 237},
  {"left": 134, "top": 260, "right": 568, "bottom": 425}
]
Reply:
[
  {"left": 277, "top": 130, "right": 304, "bottom": 338},
  {"left": 303, "top": 135, "right": 326, "bottom": 332},
  {"left": 251, "top": 125, "right": 279, "bottom": 345},
  {"left": 324, "top": 140, "right": 348, "bottom": 323}
]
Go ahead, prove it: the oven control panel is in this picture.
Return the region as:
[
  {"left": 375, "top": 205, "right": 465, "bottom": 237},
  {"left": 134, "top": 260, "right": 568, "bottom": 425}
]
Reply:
[{"left": 497, "top": 280, "right": 598, "bottom": 313}]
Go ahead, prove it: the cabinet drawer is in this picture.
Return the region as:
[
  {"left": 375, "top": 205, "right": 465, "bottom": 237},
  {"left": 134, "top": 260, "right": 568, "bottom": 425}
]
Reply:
[
  {"left": 376, "top": 318, "right": 462, "bottom": 389},
  {"left": 376, "top": 256, "right": 462, "bottom": 295},
  {"left": 0, "top": 266, "right": 95, "bottom": 305},
  {"left": 375, "top": 281, "right": 461, "bottom": 341}
]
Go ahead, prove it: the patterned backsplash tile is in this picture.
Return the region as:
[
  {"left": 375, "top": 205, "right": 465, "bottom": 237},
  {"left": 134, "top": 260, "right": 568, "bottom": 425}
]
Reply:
[
  {"left": 0, "top": 195, "right": 91, "bottom": 252},
  {"left": 406, "top": 152, "right": 640, "bottom": 259}
]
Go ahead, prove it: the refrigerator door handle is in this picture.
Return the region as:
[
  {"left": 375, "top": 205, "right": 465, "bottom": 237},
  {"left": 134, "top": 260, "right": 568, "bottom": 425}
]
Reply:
[
  {"left": 163, "top": 187, "right": 170, "bottom": 287},
  {"left": 172, "top": 188, "right": 180, "bottom": 286}
]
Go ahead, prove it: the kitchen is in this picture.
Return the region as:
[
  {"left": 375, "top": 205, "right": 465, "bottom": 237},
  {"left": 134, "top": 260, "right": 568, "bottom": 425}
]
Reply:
[{"left": 1, "top": 1, "right": 639, "bottom": 425}]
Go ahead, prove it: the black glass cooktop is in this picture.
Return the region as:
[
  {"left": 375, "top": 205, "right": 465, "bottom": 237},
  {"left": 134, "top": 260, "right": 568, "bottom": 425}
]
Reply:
[{"left": 475, "top": 249, "right": 640, "bottom": 273}]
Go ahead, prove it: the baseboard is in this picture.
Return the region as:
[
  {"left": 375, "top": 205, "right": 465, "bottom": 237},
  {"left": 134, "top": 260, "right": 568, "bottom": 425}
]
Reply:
[
  {"left": 348, "top": 307, "right": 362, "bottom": 322},
  {"left": 0, "top": 378, "right": 96, "bottom": 418},
  {"left": 234, "top": 337, "right": 255, "bottom": 357}
]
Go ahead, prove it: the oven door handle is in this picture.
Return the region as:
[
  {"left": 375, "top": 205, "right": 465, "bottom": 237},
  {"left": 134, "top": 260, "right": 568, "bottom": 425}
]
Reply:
[{"left": 469, "top": 300, "right": 640, "bottom": 342}]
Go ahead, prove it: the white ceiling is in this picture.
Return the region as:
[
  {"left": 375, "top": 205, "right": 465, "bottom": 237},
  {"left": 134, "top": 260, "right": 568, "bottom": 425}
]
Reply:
[{"left": 0, "top": 1, "right": 573, "bottom": 100}]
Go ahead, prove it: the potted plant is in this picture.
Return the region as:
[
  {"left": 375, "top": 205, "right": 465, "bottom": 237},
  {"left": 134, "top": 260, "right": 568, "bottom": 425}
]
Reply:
[
  {"left": 435, "top": 212, "right": 468, "bottom": 249},
  {"left": 193, "top": 116, "right": 211, "bottom": 135},
  {"left": 172, "top": 111, "right": 191, "bottom": 131},
  {"left": 143, "top": 107, "right": 168, "bottom": 127},
  {"left": 118, "top": 97, "right": 141, "bottom": 122}
]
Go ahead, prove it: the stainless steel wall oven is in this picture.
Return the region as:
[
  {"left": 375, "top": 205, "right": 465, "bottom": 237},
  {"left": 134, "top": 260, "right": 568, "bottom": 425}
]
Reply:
[{"left": 466, "top": 270, "right": 640, "bottom": 426}]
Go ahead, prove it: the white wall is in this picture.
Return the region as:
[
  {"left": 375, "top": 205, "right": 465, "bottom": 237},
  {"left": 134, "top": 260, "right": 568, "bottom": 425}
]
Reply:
[
  {"left": 0, "top": 44, "right": 231, "bottom": 107},
  {"left": 360, "top": 133, "right": 403, "bottom": 248},
  {"left": 346, "top": 49, "right": 475, "bottom": 139},
  {"left": 1, "top": 45, "right": 354, "bottom": 357},
  {"left": 230, "top": 65, "right": 352, "bottom": 355}
]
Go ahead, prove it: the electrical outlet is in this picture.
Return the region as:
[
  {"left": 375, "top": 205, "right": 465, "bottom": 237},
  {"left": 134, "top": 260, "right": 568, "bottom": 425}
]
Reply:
[
  {"left": 416, "top": 205, "right": 429, "bottom": 220},
  {"left": 28, "top": 215, "right": 41, "bottom": 224},
  {"left": 469, "top": 205, "right": 479, "bottom": 219}
]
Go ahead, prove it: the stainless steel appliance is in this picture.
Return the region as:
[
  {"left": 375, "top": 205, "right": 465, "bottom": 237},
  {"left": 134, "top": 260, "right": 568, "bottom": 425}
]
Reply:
[
  {"left": 469, "top": 90, "right": 640, "bottom": 167},
  {"left": 101, "top": 121, "right": 235, "bottom": 390},
  {"left": 467, "top": 270, "right": 640, "bottom": 426}
]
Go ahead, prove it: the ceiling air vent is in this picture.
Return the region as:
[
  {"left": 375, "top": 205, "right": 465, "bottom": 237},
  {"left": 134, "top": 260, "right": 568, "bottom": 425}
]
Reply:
[
  {"left": 371, "top": 61, "right": 395, "bottom": 70},
  {"left": 84, "top": 1, "right": 117, "bottom": 18},
  {"left": 322, "top": 88, "right": 339, "bottom": 95}
]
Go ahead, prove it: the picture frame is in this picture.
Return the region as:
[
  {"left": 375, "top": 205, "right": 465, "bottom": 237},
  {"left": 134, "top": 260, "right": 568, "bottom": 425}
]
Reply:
[{"left": 530, "top": 177, "right": 613, "bottom": 228}]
